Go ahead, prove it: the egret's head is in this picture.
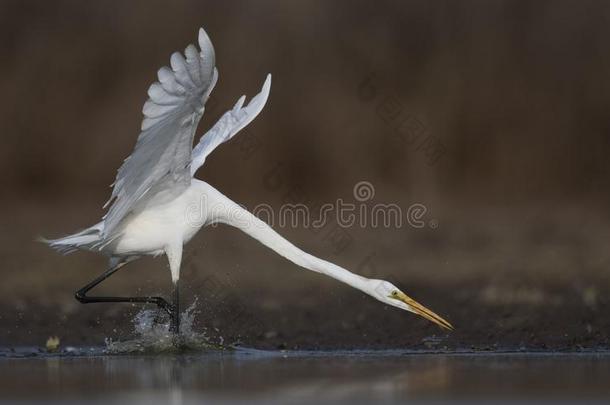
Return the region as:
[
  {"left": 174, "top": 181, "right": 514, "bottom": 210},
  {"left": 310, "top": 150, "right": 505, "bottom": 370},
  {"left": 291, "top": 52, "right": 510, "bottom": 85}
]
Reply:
[{"left": 370, "top": 280, "right": 453, "bottom": 330}]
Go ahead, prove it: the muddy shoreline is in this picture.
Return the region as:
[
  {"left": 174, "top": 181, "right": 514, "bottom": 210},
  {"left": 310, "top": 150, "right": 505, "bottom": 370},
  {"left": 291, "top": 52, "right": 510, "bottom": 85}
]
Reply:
[{"left": 1, "top": 279, "right": 608, "bottom": 351}]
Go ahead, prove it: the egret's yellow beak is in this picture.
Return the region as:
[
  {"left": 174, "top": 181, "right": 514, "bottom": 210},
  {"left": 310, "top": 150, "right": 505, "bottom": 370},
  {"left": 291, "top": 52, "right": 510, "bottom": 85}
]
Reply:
[{"left": 393, "top": 292, "right": 454, "bottom": 330}]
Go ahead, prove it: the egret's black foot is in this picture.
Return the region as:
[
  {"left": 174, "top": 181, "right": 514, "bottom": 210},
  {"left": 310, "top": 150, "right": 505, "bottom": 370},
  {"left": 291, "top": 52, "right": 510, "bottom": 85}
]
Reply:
[
  {"left": 75, "top": 290, "right": 173, "bottom": 315},
  {"left": 169, "top": 281, "right": 180, "bottom": 334},
  {"left": 74, "top": 264, "right": 182, "bottom": 335},
  {"left": 169, "top": 308, "right": 180, "bottom": 334}
]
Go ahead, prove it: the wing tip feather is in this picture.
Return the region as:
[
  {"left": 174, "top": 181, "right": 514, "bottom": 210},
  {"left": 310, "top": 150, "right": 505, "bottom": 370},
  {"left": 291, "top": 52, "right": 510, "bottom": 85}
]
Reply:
[{"left": 198, "top": 28, "right": 212, "bottom": 49}]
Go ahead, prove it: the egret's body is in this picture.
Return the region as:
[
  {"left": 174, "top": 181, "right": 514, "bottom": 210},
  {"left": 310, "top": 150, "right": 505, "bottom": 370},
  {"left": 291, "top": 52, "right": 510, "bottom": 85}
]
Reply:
[
  {"left": 44, "top": 28, "right": 453, "bottom": 334},
  {"left": 112, "top": 182, "right": 205, "bottom": 259}
]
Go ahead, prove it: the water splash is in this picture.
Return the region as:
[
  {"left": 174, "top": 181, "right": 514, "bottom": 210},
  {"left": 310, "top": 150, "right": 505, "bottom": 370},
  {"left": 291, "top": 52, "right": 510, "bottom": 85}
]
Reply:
[{"left": 105, "top": 300, "right": 226, "bottom": 354}]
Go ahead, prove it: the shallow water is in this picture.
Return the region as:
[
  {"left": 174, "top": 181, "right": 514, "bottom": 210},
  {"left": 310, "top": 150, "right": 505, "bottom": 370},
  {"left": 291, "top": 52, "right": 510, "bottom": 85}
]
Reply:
[
  {"left": 1, "top": 349, "right": 610, "bottom": 404},
  {"left": 2, "top": 308, "right": 610, "bottom": 403}
]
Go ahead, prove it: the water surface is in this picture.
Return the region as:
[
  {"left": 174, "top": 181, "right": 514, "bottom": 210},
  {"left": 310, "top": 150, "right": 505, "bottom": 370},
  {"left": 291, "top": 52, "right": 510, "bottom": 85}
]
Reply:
[{"left": 1, "top": 349, "right": 609, "bottom": 404}]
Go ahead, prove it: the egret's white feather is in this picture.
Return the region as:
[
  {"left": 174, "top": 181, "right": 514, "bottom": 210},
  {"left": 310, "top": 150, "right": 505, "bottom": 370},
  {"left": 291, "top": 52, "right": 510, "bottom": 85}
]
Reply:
[
  {"left": 102, "top": 28, "right": 217, "bottom": 241},
  {"left": 157, "top": 67, "right": 185, "bottom": 96},
  {"left": 190, "top": 74, "right": 271, "bottom": 175},
  {"left": 44, "top": 222, "right": 104, "bottom": 254}
]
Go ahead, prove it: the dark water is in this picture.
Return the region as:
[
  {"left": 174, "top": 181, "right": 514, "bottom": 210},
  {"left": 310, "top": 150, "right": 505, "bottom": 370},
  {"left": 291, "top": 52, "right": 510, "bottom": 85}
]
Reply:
[{"left": 1, "top": 349, "right": 609, "bottom": 404}]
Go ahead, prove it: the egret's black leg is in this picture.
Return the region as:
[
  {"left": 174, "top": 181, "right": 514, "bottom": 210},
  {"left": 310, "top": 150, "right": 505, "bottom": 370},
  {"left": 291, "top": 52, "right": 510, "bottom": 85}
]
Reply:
[
  {"left": 75, "top": 262, "right": 173, "bottom": 316},
  {"left": 169, "top": 280, "right": 180, "bottom": 334}
]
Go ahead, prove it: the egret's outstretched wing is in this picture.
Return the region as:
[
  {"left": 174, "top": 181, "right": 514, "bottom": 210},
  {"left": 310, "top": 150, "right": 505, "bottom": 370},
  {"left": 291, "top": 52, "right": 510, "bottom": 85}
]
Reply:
[
  {"left": 102, "top": 28, "right": 217, "bottom": 240},
  {"left": 190, "top": 74, "right": 271, "bottom": 175}
]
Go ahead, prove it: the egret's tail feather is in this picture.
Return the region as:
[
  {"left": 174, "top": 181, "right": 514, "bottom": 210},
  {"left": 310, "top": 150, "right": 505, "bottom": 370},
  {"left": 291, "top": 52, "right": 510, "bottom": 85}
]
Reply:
[{"left": 41, "top": 223, "right": 104, "bottom": 254}]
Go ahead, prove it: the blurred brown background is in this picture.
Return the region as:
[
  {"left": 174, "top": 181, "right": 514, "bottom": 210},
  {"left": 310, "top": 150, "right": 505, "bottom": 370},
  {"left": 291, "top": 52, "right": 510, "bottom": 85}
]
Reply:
[{"left": 1, "top": 0, "right": 610, "bottom": 349}]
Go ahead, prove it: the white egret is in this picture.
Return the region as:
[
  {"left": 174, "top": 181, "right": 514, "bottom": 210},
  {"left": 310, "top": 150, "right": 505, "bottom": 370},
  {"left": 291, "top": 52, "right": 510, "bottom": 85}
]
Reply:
[{"left": 44, "top": 28, "right": 453, "bottom": 334}]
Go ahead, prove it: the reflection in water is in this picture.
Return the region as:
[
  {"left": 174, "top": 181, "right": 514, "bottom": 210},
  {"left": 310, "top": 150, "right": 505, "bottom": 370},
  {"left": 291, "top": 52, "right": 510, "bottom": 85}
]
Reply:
[{"left": 1, "top": 351, "right": 610, "bottom": 403}]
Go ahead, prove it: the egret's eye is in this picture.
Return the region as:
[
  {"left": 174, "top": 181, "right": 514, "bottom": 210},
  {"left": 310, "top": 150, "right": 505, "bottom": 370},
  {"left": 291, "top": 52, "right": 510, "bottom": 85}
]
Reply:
[{"left": 391, "top": 290, "right": 398, "bottom": 297}]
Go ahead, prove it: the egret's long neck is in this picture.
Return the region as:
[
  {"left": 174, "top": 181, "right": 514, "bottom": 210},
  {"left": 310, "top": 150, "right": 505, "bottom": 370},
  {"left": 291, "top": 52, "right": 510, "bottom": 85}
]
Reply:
[{"left": 204, "top": 185, "right": 370, "bottom": 293}]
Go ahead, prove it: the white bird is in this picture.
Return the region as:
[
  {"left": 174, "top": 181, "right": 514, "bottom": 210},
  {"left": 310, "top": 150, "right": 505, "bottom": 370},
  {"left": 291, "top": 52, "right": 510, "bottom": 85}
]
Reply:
[{"left": 44, "top": 28, "right": 453, "bottom": 334}]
